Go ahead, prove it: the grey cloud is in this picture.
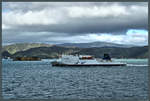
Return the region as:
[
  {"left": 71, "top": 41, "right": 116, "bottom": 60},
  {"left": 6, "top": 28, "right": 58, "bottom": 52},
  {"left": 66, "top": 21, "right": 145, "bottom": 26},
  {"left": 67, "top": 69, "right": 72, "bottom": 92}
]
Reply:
[
  {"left": 4, "top": 13, "right": 147, "bottom": 35},
  {"left": 3, "top": 2, "right": 148, "bottom": 33},
  {"left": 2, "top": 2, "right": 148, "bottom": 45},
  {"left": 3, "top": 2, "right": 147, "bottom": 12}
]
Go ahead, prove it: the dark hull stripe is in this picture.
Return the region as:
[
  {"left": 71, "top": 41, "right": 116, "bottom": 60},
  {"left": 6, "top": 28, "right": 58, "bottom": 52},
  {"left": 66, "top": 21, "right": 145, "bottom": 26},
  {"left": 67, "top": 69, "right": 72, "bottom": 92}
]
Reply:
[{"left": 52, "top": 64, "right": 126, "bottom": 66}]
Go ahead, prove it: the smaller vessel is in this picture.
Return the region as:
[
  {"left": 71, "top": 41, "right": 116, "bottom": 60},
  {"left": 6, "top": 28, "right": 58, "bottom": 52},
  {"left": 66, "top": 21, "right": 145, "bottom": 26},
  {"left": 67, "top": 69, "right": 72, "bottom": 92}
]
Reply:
[
  {"left": 13, "top": 57, "right": 41, "bottom": 61},
  {"left": 51, "top": 54, "right": 126, "bottom": 66},
  {"left": 2, "top": 57, "right": 13, "bottom": 61}
]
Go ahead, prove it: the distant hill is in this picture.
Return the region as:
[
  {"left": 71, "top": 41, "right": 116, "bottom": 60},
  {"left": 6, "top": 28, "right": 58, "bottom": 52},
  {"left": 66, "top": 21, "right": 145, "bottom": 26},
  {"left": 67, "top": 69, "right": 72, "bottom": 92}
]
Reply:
[
  {"left": 71, "top": 46, "right": 148, "bottom": 58},
  {"left": 2, "top": 43, "right": 148, "bottom": 59},
  {"left": 2, "top": 45, "right": 148, "bottom": 59},
  {"left": 58, "top": 41, "right": 136, "bottom": 48},
  {"left": 2, "top": 43, "right": 53, "bottom": 54},
  {"left": 11, "top": 46, "right": 80, "bottom": 59},
  {"left": 2, "top": 51, "right": 11, "bottom": 58},
  {"left": 2, "top": 42, "right": 137, "bottom": 55}
]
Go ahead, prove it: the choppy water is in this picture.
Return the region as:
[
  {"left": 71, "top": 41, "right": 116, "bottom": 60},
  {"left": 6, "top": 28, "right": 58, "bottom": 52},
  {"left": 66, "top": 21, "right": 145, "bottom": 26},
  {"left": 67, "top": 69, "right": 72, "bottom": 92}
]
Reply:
[{"left": 2, "top": 59, "right": 148, "bottom": 100}]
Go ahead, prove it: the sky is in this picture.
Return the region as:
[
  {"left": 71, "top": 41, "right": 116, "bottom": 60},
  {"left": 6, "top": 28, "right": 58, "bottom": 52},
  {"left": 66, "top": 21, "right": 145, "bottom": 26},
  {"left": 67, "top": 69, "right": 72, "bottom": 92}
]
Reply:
[{"left": 2, "top": 2, "right": 148, "bottom": 46}]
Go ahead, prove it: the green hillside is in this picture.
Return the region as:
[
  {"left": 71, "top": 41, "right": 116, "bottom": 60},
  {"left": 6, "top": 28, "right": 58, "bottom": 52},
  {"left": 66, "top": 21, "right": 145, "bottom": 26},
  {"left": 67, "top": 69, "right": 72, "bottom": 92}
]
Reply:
[
  {"left": 11, "top": 46, "right": 80, "bottom": 59},
  {"left": 2, "top": 43, "right": 148, "bottom": 59},
  {"left": 2, "top": 43, "right": 53, "bottom": 54}
]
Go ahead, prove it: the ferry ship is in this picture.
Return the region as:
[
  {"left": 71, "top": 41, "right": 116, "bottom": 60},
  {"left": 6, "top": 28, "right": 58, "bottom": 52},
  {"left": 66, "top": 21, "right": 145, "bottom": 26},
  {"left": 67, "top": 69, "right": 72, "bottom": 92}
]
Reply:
[{"left": 51, "top": 54, "right": 126, "bottom": 66}]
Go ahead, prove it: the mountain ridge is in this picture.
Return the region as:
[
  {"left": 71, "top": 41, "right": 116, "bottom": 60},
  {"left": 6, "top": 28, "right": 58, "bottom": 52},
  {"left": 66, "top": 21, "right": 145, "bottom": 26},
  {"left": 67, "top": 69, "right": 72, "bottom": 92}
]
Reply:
[
  {"left": 2, "top": 42, "right": 148, "bottom": 59},
  {"left": 57, "top": 41, "right": 137, "bottom": 48}
]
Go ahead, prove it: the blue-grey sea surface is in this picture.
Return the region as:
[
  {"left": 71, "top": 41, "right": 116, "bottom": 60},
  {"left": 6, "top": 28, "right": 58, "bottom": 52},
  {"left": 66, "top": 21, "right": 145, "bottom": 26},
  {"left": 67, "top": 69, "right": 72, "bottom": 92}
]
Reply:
[{"left": 2, "top": 59, "right": 148, "bottom": 100}]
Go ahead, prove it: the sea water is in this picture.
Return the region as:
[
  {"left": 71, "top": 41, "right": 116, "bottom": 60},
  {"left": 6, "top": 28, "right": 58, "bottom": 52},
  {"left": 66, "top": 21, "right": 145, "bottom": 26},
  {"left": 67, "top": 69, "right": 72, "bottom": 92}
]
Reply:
[{"left": 2, "top": 59, "right": 148, "bottom": 100}]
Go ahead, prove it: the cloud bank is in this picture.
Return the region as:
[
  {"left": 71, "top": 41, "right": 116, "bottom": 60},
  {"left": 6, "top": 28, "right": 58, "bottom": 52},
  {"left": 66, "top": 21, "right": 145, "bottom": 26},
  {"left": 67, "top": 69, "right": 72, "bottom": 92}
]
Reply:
[{"left": 2, "top": 2, "right": 148, "bottom": 46}]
